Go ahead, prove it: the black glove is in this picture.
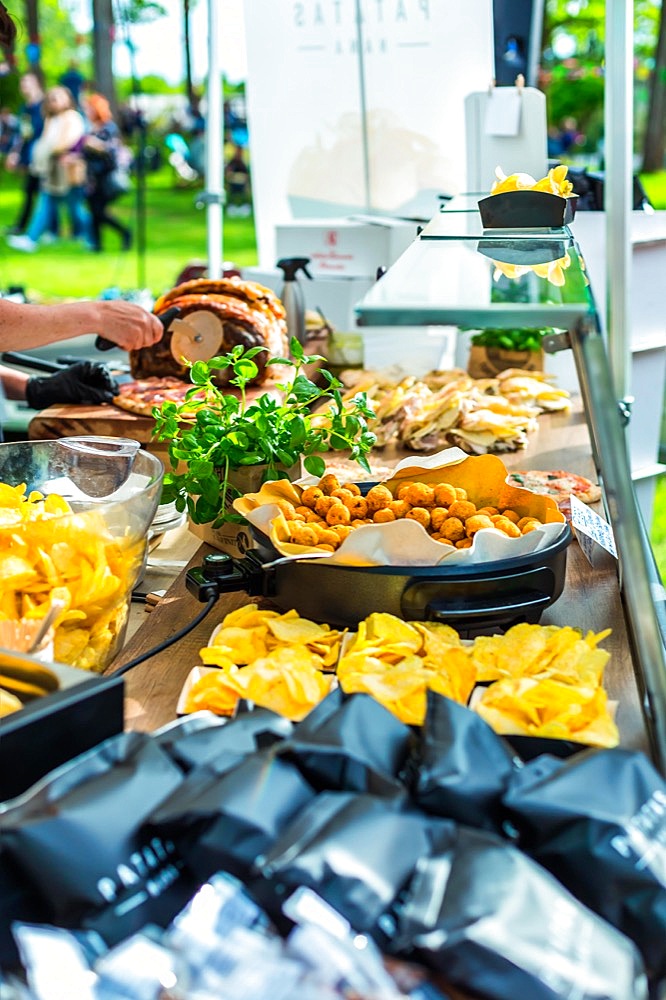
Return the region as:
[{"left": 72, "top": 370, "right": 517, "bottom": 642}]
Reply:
[{"left": 25, "top": 361, "right": 120, "bottom": 409}]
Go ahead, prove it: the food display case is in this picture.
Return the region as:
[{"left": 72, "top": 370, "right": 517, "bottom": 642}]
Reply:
[{"left": 355, "top": 209, "right": 666, "bottom": 773}]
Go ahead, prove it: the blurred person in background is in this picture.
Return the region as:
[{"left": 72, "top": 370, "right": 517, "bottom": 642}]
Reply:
[
  {"left": 3, "top": 71, "right": 58, "bottom": 238},
  {"left": 59, "top": 60, "right": 85, "bottom": 107},
  {"left": 0, "top": 105, "right": 17, "bottom": 156},
  {"left": 82, "top": 92, "right": 132, "bottom": 252},
  {"left": 224, "top": 143, "right": 251, "bottom": 216},
  {"left": 6, "top": 85, "right": 91, "bottom": 252}
]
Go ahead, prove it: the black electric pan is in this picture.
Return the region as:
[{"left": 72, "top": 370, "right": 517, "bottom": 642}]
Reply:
[{"left": 189, "top": 523, "right": 572, "bottom": 636}]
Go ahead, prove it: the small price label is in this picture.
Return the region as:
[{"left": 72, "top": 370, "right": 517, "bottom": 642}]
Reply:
[{"left": 570, "top": 493, "right": 617, "bottom": 564}]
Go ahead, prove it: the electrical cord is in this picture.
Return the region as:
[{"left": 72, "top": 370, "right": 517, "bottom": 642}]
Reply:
[{"left": 110, "top": 592, "right": 219, "bottom": 678}]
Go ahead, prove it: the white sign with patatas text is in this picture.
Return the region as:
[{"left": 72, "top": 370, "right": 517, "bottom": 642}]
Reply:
[{"left": 244, "top": 0, "right": 494, "bottom": 266}]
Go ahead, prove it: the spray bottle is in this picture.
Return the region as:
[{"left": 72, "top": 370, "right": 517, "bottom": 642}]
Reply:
[{"left": 276, "top": 257, "right": 313, "bottom": 348}]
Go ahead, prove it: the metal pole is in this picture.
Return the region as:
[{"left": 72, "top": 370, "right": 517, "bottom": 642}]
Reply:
[
  {"left": 354, "top": 0, "right": 371, "bottom": 213},
  {"left": 604, "top": 0, "right": 633, "bottom": 404},
  {"left": 206, "top": 0, "right": 223, "bottom": 279},
  {"left": 571, "top": 317, "right": 666, "bottom": 775}
]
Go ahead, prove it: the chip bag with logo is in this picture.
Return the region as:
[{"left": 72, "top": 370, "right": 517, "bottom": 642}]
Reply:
[{"left": 0, "top": 732, "right": 195, "bottom": 945}]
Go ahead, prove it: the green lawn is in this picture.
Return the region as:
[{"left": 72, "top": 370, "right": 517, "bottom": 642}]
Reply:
[{"left": 0, "top": 166, "right": 258, "bottom": 301}]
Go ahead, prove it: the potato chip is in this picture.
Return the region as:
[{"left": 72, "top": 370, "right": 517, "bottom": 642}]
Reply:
[
  {"left": 228, "top": 647, "right": 333, "bottom": 721},
  {"left": 0, "top": 485, "right": 145, "bottom": 671},
  {"left": 474, "top": 676, "right": 619, "bottom": 748},
  {"left": 184, "top": 668, "right": 241, "bottom": 716},
  {"left": 468, "top": 623, "right": 611, "bottom": 687}
]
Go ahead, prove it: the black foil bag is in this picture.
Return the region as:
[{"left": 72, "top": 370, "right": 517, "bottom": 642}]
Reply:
[
  {"left": 147, "top": 747, "right": 315, "bottom": 882},
  {"left": 154, "top": 707, "right": 293, "bottom": 773},
  {"left": 277, "top": 689, "right": 413, "bottom": 797},
  {"left": 252, "top": 790, "right": 457, "bottom": 939},
  {"left": 0, "top": 732, "right": 197, "bottom": 944},
  {"left": 391, "top": 825, "right": 648, "bottom": 1000},
  {"left": 407, "top": 691, "right": 520, "bottom": 832},
  {"left": 503, "top": 747, "right": 666, "bottom": 980}
]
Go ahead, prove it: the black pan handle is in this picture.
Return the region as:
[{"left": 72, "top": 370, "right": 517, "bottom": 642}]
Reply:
[
  {"left": 95, "top": 304, "right": 182, "bottom": 352},
  {"left": 425, "top": 589, "right": 551, "bottom": 623}
]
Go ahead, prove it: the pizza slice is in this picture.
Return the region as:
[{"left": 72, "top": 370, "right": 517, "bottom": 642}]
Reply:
[
  {"left": 112, "top": 376, "right": 206, "bottom": 418},
  {"left": 506, "top": 469, "right": 602, "bottom": 518}
]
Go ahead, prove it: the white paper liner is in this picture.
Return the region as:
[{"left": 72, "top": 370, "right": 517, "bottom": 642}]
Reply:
[{"left": 239, "top": 447, "right": 567, "bottom": 569}]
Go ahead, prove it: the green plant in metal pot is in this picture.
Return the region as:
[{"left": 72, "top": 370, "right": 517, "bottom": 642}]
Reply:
[{"left": 152, "top": 337, "right": 377, "bottom": 527}]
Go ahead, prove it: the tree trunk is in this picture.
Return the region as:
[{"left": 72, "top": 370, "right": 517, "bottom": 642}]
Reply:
[
  {"left": 23, "top": 0, "right": 41, "bottom": 74},
  {"left": 642, "top": 4, "right": 666, "bottom": 173},
  {"left": 183, "top": 0, "right": 194, "bottom": 107},
  {"left": 91, "top": 0, "right": 117, "bottom": 110}
]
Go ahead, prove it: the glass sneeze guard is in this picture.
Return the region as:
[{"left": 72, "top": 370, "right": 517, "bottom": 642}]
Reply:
[
  {"left": 355, "top": 224, "right": 666, "bottom": 773},
  {"left": 355, "top": 237, "right": 594, "bottom": 330}
]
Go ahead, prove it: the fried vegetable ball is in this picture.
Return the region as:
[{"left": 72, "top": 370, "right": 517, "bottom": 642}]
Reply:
[
  {"left": 388, "top": 499, "right": 411, "bottom": 519},
  {"left": 465, "top": 514, "right": 494, "bottom": 537},
  {"left": 491, "top": 516, "right": 521, "bottom": 538},
  {"left": 477, "top": 506, "right": 499, "bottom": 517},
  {"left": 430, "top": 506, "right": 450, "bottom": 532},
  {"left": 433, "top": 483, "right": 457, "bottom": 507},
  {"left": 312, "top": 525, "right": 341, "bottom": 548},
  {"left": 440, "top": 517, "right": 466, "bottom": 542},
  {"left": 326, "top": 504, "right": 352, "bottom": 526},
  {"left": 402, "top": 483, "right": 435, "bottom": 507},
  {"left": 344, "top": 495, "right": 369, "bottom": 519},
  {"left": 501, "top": 509, "right": 520, "bottom": 524},
  {"left": 288, "top": 524, "right": 319, "bottom": 546},
  {"left": 366, "top": 485, "right": 394, "bottom": 512},
  {"left": 332, "top": 488, "right": 355, "bottom": 503},
  {"left": 374, "top": 508, "right": 396, "bottom": 523},
  {"left": 405, "top": 506, "right": 431, "bottom": 529},
  {"left": 301, "top": 486, "right": 324, "bottom": 510},
  {"left": 454, "top": 487, "right": 468, "bottom": 501},
  {"left": 314, "top": 495, "right": 342, "bottom": 517},
  {"left": 395, "top": 481, "right": 415, "bottom": 500},
  {"left": 341, "top": 481, "right": 362, "bottom": 496},
  {"left": 448, "top": 500, "right": 477, "bottom": 521},
  {"left": 521, "top": 519, "right": 542, "bottom": 534},
  {"left": 331, "top": 524, "right": 352, "bottom": 541},
  {"left": 318, "top": 473, "right": 341, "bottom": 495},
  {"left": 456, "top": 537, "right": 473, "bottom": 549}
]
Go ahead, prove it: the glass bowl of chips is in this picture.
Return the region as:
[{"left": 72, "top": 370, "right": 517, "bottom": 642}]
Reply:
[{"left": 0, "top": 436, "right": 164, "bottom": 672}]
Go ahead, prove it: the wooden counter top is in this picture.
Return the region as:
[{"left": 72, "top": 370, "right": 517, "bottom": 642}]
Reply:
[{"left": 107, "top": 396, "right": 651, "bottom": 758}]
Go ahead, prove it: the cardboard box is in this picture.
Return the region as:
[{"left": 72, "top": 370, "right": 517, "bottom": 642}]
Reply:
[
  {"left": 467, "top": 345, "right": 545, "bottom": 379},
  {"left": 275, "top": 216, "right": 418, "bottom": 279},
  {"left": 189, "top": 518, "right": 257, "bottom": 559}
]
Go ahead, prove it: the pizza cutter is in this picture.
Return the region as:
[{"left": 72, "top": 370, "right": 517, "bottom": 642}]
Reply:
[
  {"left": 94, "top": 305, "right": 182, "bottom": 352},
  {"left": 168, "top": 309, "right": 224, "bottom": 365}
]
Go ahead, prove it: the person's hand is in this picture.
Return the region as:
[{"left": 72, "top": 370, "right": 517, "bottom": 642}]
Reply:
[
  {"left": 25, "top": 361, "right": 120, "bottom": 409},
  {"left": 95, "top": 300, "right": 164, "bottom": 351}
]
